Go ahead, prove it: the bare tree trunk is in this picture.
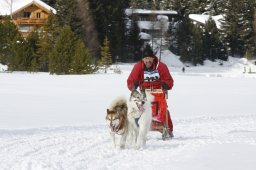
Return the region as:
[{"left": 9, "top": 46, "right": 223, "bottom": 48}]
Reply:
[{"left": 76, "top": 0, "right": 100, "bottom": 63}]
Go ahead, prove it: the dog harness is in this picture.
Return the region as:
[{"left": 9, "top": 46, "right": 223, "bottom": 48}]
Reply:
[
  {"left": 135, "top": 117, "right": 140, "bottom": 127},
  {"left": 134, "top": 102, "right": 145, "bottom": 127}
]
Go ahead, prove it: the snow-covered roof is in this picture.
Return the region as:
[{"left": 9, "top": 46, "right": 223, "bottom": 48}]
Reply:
[
  {"left": 138, "top": 21, "right": 170, "bottom": 31},
  {"left": 189, "top": 14, "right": 223, "bottom": 29},
  {"left": 139, "top": 32, "right": 151, "bottom": 40},
  {"left": 0, "top": 0, "right": 56, "bottom": 16},
  {"left": 125, "top": 9, "right": 178, "bottom": 16}
]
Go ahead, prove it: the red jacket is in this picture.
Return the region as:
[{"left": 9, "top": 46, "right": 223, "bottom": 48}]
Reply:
[{"left": 127, "top": 57, "right": 174, "bottom": 91}]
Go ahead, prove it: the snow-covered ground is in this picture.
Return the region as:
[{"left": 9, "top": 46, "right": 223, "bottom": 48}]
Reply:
[{"left": 0, "top": 58, "right": 256, "bottom": 170}]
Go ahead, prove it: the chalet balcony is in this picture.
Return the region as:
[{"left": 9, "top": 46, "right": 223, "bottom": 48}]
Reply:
[{"left": 15, "top": 18, "right": 47, "bottom": 25}]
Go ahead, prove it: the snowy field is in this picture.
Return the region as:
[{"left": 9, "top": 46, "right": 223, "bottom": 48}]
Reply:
[{"left": 0, "top": 59, "right": 256, "bottom": 170}]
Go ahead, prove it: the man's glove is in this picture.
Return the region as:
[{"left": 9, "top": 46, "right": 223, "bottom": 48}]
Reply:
[
  {"left": 161, "top": 82, "right": 169, "bottom": 90},
  {"left": 132, "top": 81, "right": 139, "bottom": 90}
]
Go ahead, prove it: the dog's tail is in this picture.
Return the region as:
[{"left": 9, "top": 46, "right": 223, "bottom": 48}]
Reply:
[{"left": 108, "top": 96, "right": 127, "bottom": 111}]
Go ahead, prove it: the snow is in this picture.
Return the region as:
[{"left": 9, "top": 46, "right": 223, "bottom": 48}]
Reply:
[
  {"left": 189, "top": 14, "right": 223, "bottom": 29},
  {"left": 1, "top": 56, "right": 256, "bottom": 169},
  {"left": 157, "top": 50, "right": 184, "bottom": 67},
  {"left": 137, "top": 20, "right": 170, "bottom": 31},
  {"left": 139, "top": 32, "right": 151, "bottom": 40},
  {"left": 0, "top": 63, "right": 8, "bottom": 72},
  {"left": 125, "top": 9, "right": 177, "bottom": 16},
  {"left": 0, "top": 0, "right": 56, "bottom": 16},
  {"left": 157, "top": 15, "right": 169, "bottom": 21}
]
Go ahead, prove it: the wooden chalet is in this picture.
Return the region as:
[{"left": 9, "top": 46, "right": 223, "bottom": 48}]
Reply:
[{"left": 0, "top": 0, "right": 56, "bottom": 37}]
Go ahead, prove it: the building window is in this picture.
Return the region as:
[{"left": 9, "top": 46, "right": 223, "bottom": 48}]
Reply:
[
  {"left": 23, "top": 12, "right": 31, "bottom": 18},
  {"left": 36, "top": 12, "right": 41, "bottom": 18}
]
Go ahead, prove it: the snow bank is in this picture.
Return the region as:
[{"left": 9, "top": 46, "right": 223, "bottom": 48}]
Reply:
[
  {"left": 0, "top": 63, "right": 8, "bottom": 72},
  {"left": 156, "top": 49, "right": 184, "bottom": 67}
]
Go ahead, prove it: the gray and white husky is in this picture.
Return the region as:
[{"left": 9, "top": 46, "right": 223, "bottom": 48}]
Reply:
[{"left": 127, "top": 89, "right": 154, "bottom": 149}]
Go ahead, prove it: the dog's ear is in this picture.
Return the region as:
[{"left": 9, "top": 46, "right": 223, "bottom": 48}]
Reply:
[
  {"left": 129, "top": 94, "right": 132, "bottom": 101},
  {"left": 141, "top": 88, "right": 145, "bottom": 93},
  {"left": 130, "top": 89, "right": 135, "bottom": 101},
  {"left": 107, "top": 109, "right": 110, "bottom": 114},
  {"left": 131, "top": 89, "right": 136, "bottom": 95}
]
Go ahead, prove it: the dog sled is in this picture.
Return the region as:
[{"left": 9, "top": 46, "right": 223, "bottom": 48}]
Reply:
[
  {"left": 137, "top": 77, "right": 173, "bottom": 140},
  {"left": 145, "top": 88, "right": 173, "bottom": 140}
]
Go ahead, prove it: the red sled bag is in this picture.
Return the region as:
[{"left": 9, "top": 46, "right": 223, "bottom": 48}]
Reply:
[{"left": 151, "top": 92, "right": 173, "bottom": 131}]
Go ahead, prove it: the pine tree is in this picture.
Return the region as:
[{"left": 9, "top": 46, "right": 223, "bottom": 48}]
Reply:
[
  {"left": 147, "top": 0, "right": 157, "bottom": 9},
  {"left": 191, "top": 24, "right": 203, "bottom": 65},
  {"left": 127, "top": 19, "right": 143, "bottom": 61},
  {"left": 45, "top": 13, "right": 62, "bottom": 50},
  {"left": 0, "top": 17, "right": 43, "bottom": 71},
  {"left": 172, "top": 17, "right": 193, "bottom": 61},
  {"left": 203, "top": 17, "right": 224, "bottom": 61},
  {"left": 129, "top": 0, "right": 157, "bottom": 10},
  {"left": 0, "top": 17, "right": 20, "bottom": 65},
  {"left": 49, "top": 25, "right": 76, "bottom": 74},
  {"left": 130, "top": 0, "right": 148, "bottom": 9},
  {"left": 239, "top": 0, "right": 256, "bottom": 59},
  {"left": 30, "top": 57, "right": 40, "bottom": 72},
  {"left": 9, "top": 38, "right": 34, "bottom": 71},
  {"left": 55, "top": 0, "right": 82, "bottom": 35},
  {"left": 221, "top": 0, "right": 244, "bottom": 57},
  {"left": 45, "top": 13, "right": 61, "bottom": 40},
  {"left": 41, "top": 0, "right": 56, "bottom": 7},
  {"left": 107, "top": 0, "right": 128, "bottom": 62},
  {"left": 36, "top": 14, "right": 61, "bottom": 72},
  {"left": 26, "top": 32, "right": 40, "bottom": 72},
  {"left": 0, "top": 17, "right": 36, "bottom": 71},
  {"left": 7, "top": 36, "right": 22, "bottom": 71},
  {"left": 70, "top": 38, "right": 97, "bottom": 74},
  {"left": 207, "top": 0, "right": 226, "bottom": 15},
  {"left": 36, "top": 34, "right": 51, "bottom": 72},
  {"left": 89, "top": 0, "right": 129, "bottom": 62},
  {"left": 187, "top": 0, "right": 207, "bottom": 14},
  {"left": 169, "top": 0, "right": 190, "bottom": 17},
  {"left": 160, "top": 0, "right": 173, "bottom": 10},
  {"left": 99, "top": 36, "right": 112, "bottom": 73}
]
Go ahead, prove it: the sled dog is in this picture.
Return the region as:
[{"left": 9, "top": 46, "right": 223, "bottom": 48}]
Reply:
[
  {"left": 128, "top": 89, "right": 154, "bottom": 149},
  {"left": 106, "top": 96, "right": 128, "bottom": 148}
]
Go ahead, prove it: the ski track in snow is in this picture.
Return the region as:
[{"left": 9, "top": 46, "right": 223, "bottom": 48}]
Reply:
[{"left": 0, "top": 113, "right": 256, "bottom": 170}]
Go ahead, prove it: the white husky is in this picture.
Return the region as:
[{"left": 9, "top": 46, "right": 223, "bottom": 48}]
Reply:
[{"left": 127, "top": 89, "right": 154, "bottom": 149}]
